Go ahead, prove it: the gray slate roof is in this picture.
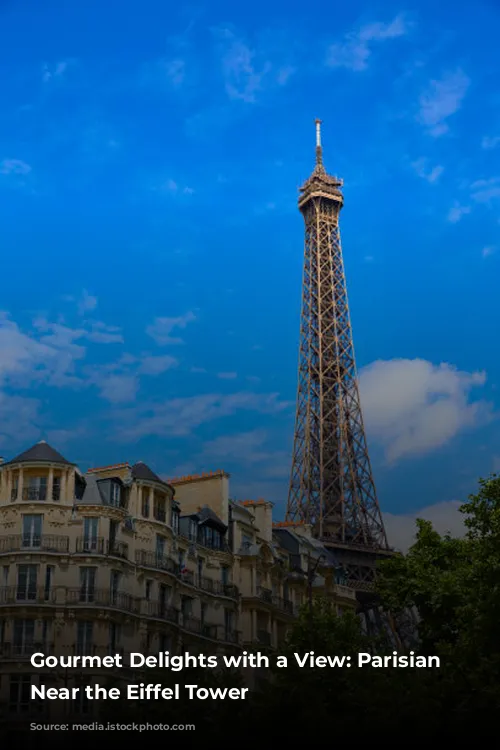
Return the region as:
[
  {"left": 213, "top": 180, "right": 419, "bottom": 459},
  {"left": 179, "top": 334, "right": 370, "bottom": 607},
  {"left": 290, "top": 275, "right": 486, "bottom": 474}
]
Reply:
[
  {"left": 131, "top": 462, "right": 169, "bottom": 486},
  {"left": 78, "top": 474, "right": 104, "bottom": 505},
  {"left": 6, "top": 441, "right": 73, "bottom": 466}
]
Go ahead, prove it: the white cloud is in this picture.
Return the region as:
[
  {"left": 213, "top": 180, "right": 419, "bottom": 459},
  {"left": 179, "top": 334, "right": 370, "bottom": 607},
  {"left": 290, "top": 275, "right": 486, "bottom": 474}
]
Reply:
[
  {"left": 447, "top": 203, "right": 471, "bottom": 223},
  {"left": 411, "top": 158, "right": 444, "bottom": 183},
  {"left": 470, "top": 176, "right": 500, "bottom": 203},
  {"left": 481, "top": 135, "right": 500, "bottom": 150},
  {"left": 138, "top": 355, "right": 178, "bottom": 375},
  {"left": 163, "top": 58, "right": 185, "bottom": 87},
  {"left": 384, "top": 501, "right": 465, "bottom": 553},
  {"left": 0, "top": 159, "right": 31, "bottom": 175},
  {"left": 96, "top": 374, "right": 138, "bottom": 404},
  {"left": 217, "top": 371, "right": 237, "bottom": 379},
  {"left": 146, "top": 312, "right": 196, "bottom": 345},
  {"left": 113, "top": 391, "right": 291, "bottom": 440},
  {"left": 482, "top": 246, "right": 496, "bottom": 258},
  {"left": 42, "top": 60, "right": 71, "bottom": 83},
  {"left": 418, "top": 69, "right": 470, "bottom": 136},
  {"left": 157, "top": 179, "right": 194, "bottom": 195},
  {"left": 326, "top": 15, "right": 410, "bottom": 71},
  {"left": 0, "top": 392, "right": 41, "bottom": 448},
  {"left": 213, "top": 27, "right": 293, "bottom": 103},
  {"left": 78, "top": 290, "right": 97, "bottom": 315},
  {"left": 359, "top": 358, "right": 493, "bottom": 462}
]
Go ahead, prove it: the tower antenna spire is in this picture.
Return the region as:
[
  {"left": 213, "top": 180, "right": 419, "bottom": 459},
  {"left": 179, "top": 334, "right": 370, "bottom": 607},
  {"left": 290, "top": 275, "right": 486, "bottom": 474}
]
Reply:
[{"left": 315, "top": 118, "right": 323, "bottom": 166}]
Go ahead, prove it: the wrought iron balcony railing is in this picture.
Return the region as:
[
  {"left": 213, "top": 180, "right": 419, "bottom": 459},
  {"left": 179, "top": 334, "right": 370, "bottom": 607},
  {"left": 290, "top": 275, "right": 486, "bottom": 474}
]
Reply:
[
  {"left": 65, "top": 588, "right": 140, "bottom": 613},
  {"left": 135, "top": 549, "right": 179, "bottom": 575},
  {"left": 0, "top": 535, "right": 69, "bottom": 554},
  {"left": 0, "top": 641, "right": 55, "bottom": 658},
  {"left": 142, "top": 599, "right": 180, "bottom": 624},
  {"left": 0, "top": 586, "right": 54, "bottom": 605},
  {"left": 76, "top": 537, "right": 106, "bottom": 554},
  {"left": 75, "top": 538, "right": 129, "bottom": 558},
  {"left": 197, "top": 577, "right": 239, "bottom": 599},
  {"left": 257, "top": 586, "right": 273, "bottom": 603}
]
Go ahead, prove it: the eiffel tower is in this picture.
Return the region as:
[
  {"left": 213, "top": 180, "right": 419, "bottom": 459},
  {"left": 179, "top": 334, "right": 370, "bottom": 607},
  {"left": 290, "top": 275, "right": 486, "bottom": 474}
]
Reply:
[{"left": 286, "top": 120, "right": 392, "bottom": 590}]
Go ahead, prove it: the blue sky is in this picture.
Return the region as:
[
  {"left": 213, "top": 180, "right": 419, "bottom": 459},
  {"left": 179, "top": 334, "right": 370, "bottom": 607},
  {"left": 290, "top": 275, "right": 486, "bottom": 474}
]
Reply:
[{"left": 1, "top": 0, "right": 499, "bottom": 544}]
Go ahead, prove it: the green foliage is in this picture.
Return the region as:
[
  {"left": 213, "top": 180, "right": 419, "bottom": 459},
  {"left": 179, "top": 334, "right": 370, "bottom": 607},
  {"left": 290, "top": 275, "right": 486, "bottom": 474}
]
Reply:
[{"left": 251, "top": 474, "right": 500, "bottom": 737}]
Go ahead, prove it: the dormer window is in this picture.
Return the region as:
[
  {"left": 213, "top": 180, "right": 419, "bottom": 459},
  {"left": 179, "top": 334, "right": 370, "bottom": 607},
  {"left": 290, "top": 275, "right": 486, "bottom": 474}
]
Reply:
[
  {"left": 189, "top": 519, "right": 197, "bottom": 542},
  {"left": 110, "top": 483, "right": 121, "bottom": 507}
]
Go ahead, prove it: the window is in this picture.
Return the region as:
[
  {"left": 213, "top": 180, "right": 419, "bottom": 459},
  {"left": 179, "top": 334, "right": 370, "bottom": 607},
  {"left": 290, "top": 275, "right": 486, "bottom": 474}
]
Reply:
[
  {"left": 171, "top": 507, "right": 179, "bottom": 534},
  {"left": 3, "top": 565, "right": 9, "bottom": 586},
  {"left": 110, "top": 571, "right": 120, "bottom": 604},
  {"left": 154, "top": 496, "right": 166, "bottom": 523},
  {"left": 9, "top": 675, "right": 31, "bottom": 713},
  {"left": 156, "top": 535, "right": 165, "bottom": 559},
  {"left": 145, "top": 580, "right": 152, "bottom": 600},
  {"left": 178, "top": 549, "right": 186, "bottom": 569},
  {"left": 159, "top": 584, "right": 170, "bottom": 616},
  {"left": 242, "top": 534, "right": 252, "bottom": 549},
  {"left": 224, "top": 609, "right": 234, "bottom": 638},
  {"left": 44, "top": 565, "right": 54, "bottom": 602},
  {"left": 52, "top": 475, "right": 61, "bottom": 501},
  {"left": 221, "top": 566, "right": 229, "bottom": 585},
  {"left": 22, "top": 514, "right": 43, "bottom": 548},
  {"left": 11, "top": 476, "right": 18, "bottom": 501},
  {"left": 111, "top": 482, "right": 121, "bottom": 507},
  {"left": 141, "top": 492, "right": 149, "bottom": 518},
  {"left": 197, "top": 557, "right": 204, "bottom": 580},
  {"left": 109, "top": 622, "right": 121, "bottom": 653},
  {"left": 83, "top": 517, "right": 99, "bottom": 550},
  {"left": 79, "top": 567, "right": 96, "bottom": 603},
  {"left": 76, "top": 621, "right": 93, "bottom": 655},
  {"left": 200, "top": 602, "right": 206, "bottom": 625},
  {"left": 16, "top": 565, "right": 37, "bottom": 601},
  {"left": 13, "top": 619, "right": 35, "bottom": 656},
  {"left": 181, "top": 597, "right": 192, "bottom": 618},
  {"left": 26, "top": 476, "right": 47, "bottom": 501},
  {"left": 42, "top": 620, "right": 49, "bottom": 647},
  {"left": 109, "top": 520, "right": 118, "bottom": 551}
]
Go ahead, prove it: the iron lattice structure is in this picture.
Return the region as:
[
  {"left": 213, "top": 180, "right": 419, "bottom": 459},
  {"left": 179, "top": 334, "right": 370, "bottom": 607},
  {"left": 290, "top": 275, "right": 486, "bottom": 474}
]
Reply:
[{"left": 286, "top": 121, "right": 391, "bottom": 588}]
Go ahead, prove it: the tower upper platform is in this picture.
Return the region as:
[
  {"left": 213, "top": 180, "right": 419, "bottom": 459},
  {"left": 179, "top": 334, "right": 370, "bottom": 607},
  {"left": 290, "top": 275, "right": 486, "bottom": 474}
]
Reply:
[{"left": 298, "top": 119, "right": 344, "bottom": 212}]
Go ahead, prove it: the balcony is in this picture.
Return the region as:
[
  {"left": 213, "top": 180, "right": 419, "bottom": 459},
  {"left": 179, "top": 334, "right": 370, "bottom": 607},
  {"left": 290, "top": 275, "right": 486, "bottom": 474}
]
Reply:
[
  {"left": 135, "top": 549, "right": 179, "bottom": 575},
  {"left": 182, "top": 615, "right": 218, "bottom": 640},
  {"left": 179, "top": 569, "right": 195, "bottom": 586},
  {"left": 76, "top": 537, "right": 106, "bottom": 554},
  {"left": 143, "top": 599, "right": 179, "bottom": 625},
  {"left": 223, "top": 629, "right": 239, "bottom": 644},
  {"left": 107, "top": 540, "right": 128, "bottom": 559},
  {"left": 0, "top": 586, "right": 54, "bottom": 605},
  {"left": 0, "top": 641, "right": 54, "bottom": 658},
  {"left": 273, "top": 596, "right": 294, "bottom": 615},
  {"left": 198, "top": 577, "right": 239, "bottom": 599},
  {"left": 257, "top": 586, "right": 273, "bottom": 604},
  {"left": 0, "top": 535, "right": 69, "bottom": 554},
  {"left": 75, "top": 538, "right": 128, "bottom": 558},
  {"left": 65, "top": 588, "right": 139, "bottom": 613}
]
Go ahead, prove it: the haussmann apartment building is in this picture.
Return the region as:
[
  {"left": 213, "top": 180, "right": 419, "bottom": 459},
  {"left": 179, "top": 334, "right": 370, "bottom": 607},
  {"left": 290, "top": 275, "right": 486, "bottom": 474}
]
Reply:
[{"left": 0, "top": 440, "right": 356, "bottom": 718}]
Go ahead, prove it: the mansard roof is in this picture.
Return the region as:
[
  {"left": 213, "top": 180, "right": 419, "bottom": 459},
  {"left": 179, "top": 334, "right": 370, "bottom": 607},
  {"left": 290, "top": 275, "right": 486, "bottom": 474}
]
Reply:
[
  {"left": 131, "top": 461, "right": 171, "bottom": 488},
  {"left": 6, "top": 440, "right": 73, "bottom": 466}
]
